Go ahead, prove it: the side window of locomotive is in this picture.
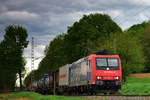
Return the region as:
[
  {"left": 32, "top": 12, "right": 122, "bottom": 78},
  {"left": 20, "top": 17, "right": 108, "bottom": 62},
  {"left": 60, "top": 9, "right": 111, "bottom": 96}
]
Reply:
[{"left": 89, "top": 60, "right": 91, "bottom": 71}]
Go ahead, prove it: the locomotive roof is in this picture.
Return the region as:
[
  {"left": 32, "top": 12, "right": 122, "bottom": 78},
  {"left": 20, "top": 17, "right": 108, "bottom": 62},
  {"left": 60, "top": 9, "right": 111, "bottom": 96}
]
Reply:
[{"left": 92, "top": 49, "right": 108, "bottom": 55}]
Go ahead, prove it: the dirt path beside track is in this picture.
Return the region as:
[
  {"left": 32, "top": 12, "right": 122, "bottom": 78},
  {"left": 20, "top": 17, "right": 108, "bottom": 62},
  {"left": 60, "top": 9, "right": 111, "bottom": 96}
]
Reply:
[
  {"left": 8, "top": 98, "right": 33, "bottom": 100},
  {"left": 130, "top": 73, "right": 150, "bottom": 78},
  {"left": 77, "top": 96, "right": 150, "bottom": 100}
]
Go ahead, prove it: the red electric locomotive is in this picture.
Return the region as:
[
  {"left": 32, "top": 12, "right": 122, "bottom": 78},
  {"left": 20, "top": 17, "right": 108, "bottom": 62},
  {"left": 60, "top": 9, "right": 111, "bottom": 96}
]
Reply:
[{"left": 88, "top": 53, "right": 122, "bottom": 93}]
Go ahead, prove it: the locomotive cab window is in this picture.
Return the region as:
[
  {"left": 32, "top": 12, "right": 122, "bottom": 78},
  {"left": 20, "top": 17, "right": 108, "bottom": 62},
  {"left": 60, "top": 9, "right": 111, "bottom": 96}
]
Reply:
[
  {"left": 96, "top": 58, "right": 107, "bottom": 67},
  {"left": 96, "top": 58, "right": 119, "bottom": 70},
  {"left": 108, "top": 58, "right": 118, "bottom": 67}
]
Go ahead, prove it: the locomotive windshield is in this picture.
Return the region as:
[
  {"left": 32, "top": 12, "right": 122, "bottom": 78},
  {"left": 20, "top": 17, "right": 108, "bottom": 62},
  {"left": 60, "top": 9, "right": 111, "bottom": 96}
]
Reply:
[{"left": 96, "top": 58, "right": 119, "bottom": 70}]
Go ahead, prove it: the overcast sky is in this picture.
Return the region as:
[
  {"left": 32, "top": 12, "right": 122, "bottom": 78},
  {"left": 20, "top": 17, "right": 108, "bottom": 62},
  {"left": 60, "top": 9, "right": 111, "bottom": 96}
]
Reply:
[{"left": 0, "top": 0, "right": 150, "bottom": 75}]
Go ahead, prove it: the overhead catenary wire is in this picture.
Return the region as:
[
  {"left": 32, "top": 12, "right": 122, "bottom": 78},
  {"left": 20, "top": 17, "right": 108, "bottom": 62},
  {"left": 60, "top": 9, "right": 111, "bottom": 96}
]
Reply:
[
  {"left": 118, "top": 7, "right": 149, "bottom": 26},
  {"left": 111, "top": 0, "right": 149, "bottom": 27},
  {"left": 103, "top": 0, "right": 149, "bottom": 54}
]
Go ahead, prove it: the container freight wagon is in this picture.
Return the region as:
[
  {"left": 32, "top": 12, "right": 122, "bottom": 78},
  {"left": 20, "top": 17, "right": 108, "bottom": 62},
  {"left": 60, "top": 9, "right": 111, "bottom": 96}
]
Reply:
[
  {"left": 69, "top": 56, "right": 90, "bottom": 87},
  {"left": 37, "top": 72, "right": 58, "bottom": 94},
  {"left": 58, "top": 64, "right": 71, "bottom": 93},
  {"left": 67, "top": 57, "right": 90, "bottom": 94},
  {"left": 58, "top": 58, "right": 91, "bottom": 93},
  {"left": 59, "top": 64, "right": 71, "bottom": 86}
]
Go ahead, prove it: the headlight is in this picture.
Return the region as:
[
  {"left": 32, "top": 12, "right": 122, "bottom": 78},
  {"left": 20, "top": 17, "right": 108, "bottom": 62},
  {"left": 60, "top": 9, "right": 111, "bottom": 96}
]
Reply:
[
  {"left": 97, "top": 76, "right": 102, "bottom": 80},
  {"left": 114, "top": 76, "right": 119, "bottom": 80}
]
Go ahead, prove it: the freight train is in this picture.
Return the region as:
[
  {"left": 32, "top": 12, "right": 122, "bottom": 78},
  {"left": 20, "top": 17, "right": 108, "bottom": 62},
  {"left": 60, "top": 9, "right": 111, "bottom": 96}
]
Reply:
[{"left": 29, "top": 51, "right": 122, "bottom": 94}]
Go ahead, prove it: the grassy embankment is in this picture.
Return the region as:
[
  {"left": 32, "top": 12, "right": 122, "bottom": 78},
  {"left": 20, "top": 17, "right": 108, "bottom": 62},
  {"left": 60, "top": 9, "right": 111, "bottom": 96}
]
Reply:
[
  {"left": 120, "top": 77, "right": 150, "bottom": 95},
  {"left": 2, "top": 92, "right": 91, "bottom": 100}
]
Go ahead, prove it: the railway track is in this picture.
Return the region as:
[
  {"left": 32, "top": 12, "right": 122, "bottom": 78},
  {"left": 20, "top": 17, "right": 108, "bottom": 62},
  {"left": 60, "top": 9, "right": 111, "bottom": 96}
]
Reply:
[{"left": 73, "top": 95, "right": 150, "bottom": 100}]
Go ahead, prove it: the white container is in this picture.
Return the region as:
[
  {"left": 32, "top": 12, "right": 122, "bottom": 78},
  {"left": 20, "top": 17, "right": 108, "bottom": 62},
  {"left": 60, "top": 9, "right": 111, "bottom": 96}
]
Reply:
[
  {"left": 69, "top": 56, "right": 89, "bottom": 86},
  {"left": 59, "top": 64, "right": 71, "bottom": 86}
]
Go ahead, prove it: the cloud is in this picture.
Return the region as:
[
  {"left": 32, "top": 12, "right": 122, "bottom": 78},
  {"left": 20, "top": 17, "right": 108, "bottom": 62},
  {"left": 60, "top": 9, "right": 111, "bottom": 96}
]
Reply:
[
  {"left": 0, "top": 11, "right": 40, "bottom": 21},
  {"left": 1, "top": 0, "right": 149, "bottom": 37},
  {"left": 127, "top": 0, "right": 150, "bottom": 6},
  {"left": 47, "top": 10, "right": 126, "bottom": 32},
  {"left": 138, "top": 13, "right": 149, "bottom": 21},
  {"left": 71, "top": 0, "right": 93, "bottom": 7},
  {"left": 0, "top": 5, "right": 8, "bottom": 13},
  {"left": 108, "top": 10, "right": 124, "bottom": 19}
]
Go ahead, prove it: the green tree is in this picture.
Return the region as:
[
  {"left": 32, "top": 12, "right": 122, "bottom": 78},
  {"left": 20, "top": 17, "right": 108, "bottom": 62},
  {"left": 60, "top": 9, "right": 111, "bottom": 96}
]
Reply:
[
  {"left": 0, "top": 39, "right": 19, "bottom": 90},
  {"left": 0, "top": 25, "right": 28, "bottom": 90},
  {"left": 141, "top": 24, "right": 150, "bottom": 72},
  {"left": 38, "top": 34, "right": 67, "bottom": 72},
  {"left": 127, "top": 22, "right": 150, "bottom": 72},
  {"left": 65, "top": 13, "right": 122, "bottom": 63},
  {"left": 98, "top": 33, "right": 145, "bottom": 81}
]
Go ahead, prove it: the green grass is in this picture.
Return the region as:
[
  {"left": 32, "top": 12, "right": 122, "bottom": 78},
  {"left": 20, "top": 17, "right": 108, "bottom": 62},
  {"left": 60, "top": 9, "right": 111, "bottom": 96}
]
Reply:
[
  {"left": 4, "top": 92, "right": 92, "bottom": 100},
  {"left": 0, "top": 96, "right": 3, "bottom": 100},
  {"left": 0, "top": 93, "right": 11, "bottom": 100},
  {"left": 120, "top": 77, "right": 150, "bottom": 95}
]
